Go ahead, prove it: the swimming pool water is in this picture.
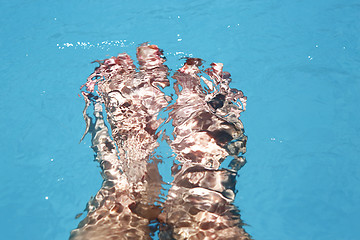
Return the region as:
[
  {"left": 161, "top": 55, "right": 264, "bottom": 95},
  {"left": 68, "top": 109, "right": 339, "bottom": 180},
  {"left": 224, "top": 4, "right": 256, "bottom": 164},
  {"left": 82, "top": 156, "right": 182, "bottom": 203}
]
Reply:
[{"left": 1, "top": 0, "right": 359, "bottom": 239}]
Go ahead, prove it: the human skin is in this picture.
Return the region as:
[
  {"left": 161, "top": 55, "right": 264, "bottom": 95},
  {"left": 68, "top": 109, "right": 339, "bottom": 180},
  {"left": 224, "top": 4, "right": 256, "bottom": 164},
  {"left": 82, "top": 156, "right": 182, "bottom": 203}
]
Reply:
[
  {"left": 70, "top": 43, "right": 251, "bottom": 240},
  {"left": 70, "top": 44, "right": 169, "bottom": 240},
  {"left": 159, "top": 58, "right": 250, "bottom": 240}
]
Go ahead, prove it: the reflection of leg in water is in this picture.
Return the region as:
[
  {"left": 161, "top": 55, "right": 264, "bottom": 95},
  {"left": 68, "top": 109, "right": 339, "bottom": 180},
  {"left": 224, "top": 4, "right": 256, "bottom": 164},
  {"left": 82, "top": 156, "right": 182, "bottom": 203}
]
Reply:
[
  {"left": 70, "top": 43, "right": 169, "bottom": 240},
  {"left": 159, "top": 59, "right": 251, "bottom": 239}
]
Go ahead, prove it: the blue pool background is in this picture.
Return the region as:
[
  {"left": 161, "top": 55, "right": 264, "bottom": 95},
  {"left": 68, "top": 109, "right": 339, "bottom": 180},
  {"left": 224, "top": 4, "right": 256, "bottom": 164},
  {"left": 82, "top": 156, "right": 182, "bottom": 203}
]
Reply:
[{"left": 1, "top": 0, "right": 359, "bottom": 239}]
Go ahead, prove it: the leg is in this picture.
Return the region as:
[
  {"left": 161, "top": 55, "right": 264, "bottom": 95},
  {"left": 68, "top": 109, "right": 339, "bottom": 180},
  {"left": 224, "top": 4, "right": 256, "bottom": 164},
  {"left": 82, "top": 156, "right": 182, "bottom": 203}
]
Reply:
[
  {"left": 160, "top": 59, "right": 251, "bottom": 240},
  {"left": 70, "top": 43, "right": 170, "bottom": 240}
]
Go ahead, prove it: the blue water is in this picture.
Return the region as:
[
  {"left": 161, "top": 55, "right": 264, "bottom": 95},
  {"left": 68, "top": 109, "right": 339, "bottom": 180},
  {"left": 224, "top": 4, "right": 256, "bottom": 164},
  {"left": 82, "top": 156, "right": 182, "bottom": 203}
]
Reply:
[{"left": 1, "top": 0, "right": 359, "bottom": 239}]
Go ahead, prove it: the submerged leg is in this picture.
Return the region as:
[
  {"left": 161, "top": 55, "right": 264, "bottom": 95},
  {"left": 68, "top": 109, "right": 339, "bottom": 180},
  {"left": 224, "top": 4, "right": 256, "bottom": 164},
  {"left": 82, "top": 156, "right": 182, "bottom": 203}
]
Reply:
[
  {"left": 70, "top": 43, "right": 170, "bottom": 240},
  {"left": 70, "top": 95, "right": 154, "bottom": 240},
  {"left": 159, "top": 59, "right": 251, "bottom": 240},
  {"left": 71, "top": 44, "right": 251, "bottom": 240}
]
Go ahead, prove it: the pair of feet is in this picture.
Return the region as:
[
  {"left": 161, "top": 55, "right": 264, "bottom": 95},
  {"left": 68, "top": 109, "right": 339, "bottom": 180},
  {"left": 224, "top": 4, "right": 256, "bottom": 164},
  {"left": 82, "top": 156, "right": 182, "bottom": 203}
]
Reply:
[{"left": 71, "top": 43, "right": 250, "bottom": 240}]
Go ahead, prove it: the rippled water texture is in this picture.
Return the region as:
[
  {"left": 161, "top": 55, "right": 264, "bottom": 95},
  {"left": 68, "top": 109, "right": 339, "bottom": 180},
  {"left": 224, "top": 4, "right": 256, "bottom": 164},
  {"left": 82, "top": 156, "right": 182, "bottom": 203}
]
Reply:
[
  {"left": 69, "top": 44, "right": 249, "bottom": 239},
  {"left": 1, "top": 0, "right": 360, "bottom": 239}
]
